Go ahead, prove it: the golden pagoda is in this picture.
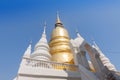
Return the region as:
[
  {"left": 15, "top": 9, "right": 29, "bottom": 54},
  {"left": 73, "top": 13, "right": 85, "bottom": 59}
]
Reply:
[{"left": 49, "top": 13, "right": 74, "bottom": 64}]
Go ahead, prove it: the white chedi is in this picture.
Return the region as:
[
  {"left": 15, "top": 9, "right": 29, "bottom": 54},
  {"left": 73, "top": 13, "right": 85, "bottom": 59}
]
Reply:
[{"left": 31, "top": 23, "right": 51, "bottom": 61}]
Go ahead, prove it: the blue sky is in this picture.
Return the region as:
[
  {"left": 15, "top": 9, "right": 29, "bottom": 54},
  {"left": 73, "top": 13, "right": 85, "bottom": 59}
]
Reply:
[{"left": 0, "top": 0, "right": 120, "bottom": 80}]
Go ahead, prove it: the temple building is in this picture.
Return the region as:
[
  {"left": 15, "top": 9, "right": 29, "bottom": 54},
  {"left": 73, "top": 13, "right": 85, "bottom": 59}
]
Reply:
[{"left": 14, "top": 14, "right": 120, "bottom": 80}]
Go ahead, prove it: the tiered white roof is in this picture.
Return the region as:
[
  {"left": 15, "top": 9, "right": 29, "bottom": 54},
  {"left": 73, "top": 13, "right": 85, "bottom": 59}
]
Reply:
[{"left": 31, "top": 22, "right": 51, "bottom": 61}]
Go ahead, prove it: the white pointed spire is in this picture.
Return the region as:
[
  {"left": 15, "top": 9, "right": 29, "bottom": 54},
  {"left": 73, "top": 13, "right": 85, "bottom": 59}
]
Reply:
[
  {"left": 23, "top": 42, "right": 32, "bottom": 58},
  {"left": 91, "top": 38, "right": 98, "bottom": 48},
  {"left": 43, "top": 21, "right": 46, "bottom": 34},
  {"left": 38, "top": 21, "right": 47, "bottom": 43},
  {"left": 92, "top": 40, "right": 101, "bottom": 52},
  {"left": 76, "top": 29, "right": 81, "bottom": 37},
  {"left": 74, "top": 29, "right": 87, "bottom": 51},
  {"left": 35, "top": 22, "right": 47, "bottom": 48},
  {"left": 31, "top": 22, "right": 51, "bottom": 61}
]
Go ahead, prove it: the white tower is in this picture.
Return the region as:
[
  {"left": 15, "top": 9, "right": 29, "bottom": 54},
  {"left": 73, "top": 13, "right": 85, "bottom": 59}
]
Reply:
[{"left": 31, "top": 22, "right": 51, "bottom": 61}]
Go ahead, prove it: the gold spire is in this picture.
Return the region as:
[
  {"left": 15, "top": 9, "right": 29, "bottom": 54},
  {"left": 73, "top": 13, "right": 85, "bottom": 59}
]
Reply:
[
  {"left": 49, "top": 14, "right": 74, "bottom": 65},
  {"left": 56, "top": 11, "right": 61, "bottom": 24},
  {"left": 55, "top": 12, "right": 63, "bottom": 27}
]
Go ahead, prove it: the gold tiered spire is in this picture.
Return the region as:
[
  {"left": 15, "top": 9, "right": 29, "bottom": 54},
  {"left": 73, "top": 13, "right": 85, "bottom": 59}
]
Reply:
[{"left": 49, "top": 13, "right": 74, "bottom": 65}]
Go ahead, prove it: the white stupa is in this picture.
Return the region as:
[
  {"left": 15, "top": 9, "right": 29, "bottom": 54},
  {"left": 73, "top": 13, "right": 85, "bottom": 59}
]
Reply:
[{"left": 31, "top": 22, "right": 51, "bottom": 61}]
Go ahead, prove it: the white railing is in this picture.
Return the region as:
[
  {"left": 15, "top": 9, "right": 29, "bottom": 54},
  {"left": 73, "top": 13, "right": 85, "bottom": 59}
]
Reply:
[{"left": 23, "top": 57, "right": 78, "bottom": 71}]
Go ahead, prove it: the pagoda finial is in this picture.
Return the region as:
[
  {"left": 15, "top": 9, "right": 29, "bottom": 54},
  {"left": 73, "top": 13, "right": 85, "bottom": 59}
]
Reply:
[
  {"left": 91, "top": 38, "right": 98, "bottom": 47},
  {"left": 56, "top": 11, "right": 61, "bottom": 24},
  {"left": 43, "top": 21, "right": 46, "bottom": 34},
  {"left": 76, "top": 29, "right": 79, "bottom": 33},
  {"left": 76, "top": 29, "right": 81, "bottom": 37},
  {"left": 30, "top": 40, "right": 32, "bottom": 45},
  {"left": 28, "top": 41, "right": 32, "bottom": 50}
]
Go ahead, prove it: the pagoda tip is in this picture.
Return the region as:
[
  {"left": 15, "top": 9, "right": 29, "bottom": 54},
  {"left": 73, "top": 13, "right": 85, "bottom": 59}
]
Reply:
[
  {"left": 43, "top": 21, "right": 46, "bottom": 34},
  {"left": 56, "top": 11, "right": 61, "bottom": 23}
]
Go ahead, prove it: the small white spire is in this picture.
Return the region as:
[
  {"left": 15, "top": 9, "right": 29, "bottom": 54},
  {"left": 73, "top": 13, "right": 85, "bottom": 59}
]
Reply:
[
  {"left": 76, "top": 29, "right": 81, "bottom": 37},
  {"left": 43, "top": 21, "right": 46, "bottom": 34},
  {"left": 92, "top": 38, "right": 98, "bottom": 48},
  {"left": 30, "top": 40, "right": 32, "bottom": 45},
  {"left": 23, "top": 42, "right": 32, "bottom": 58},
  {"left": 38, "top": 22, "right": 47, "bottom": 42}
]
